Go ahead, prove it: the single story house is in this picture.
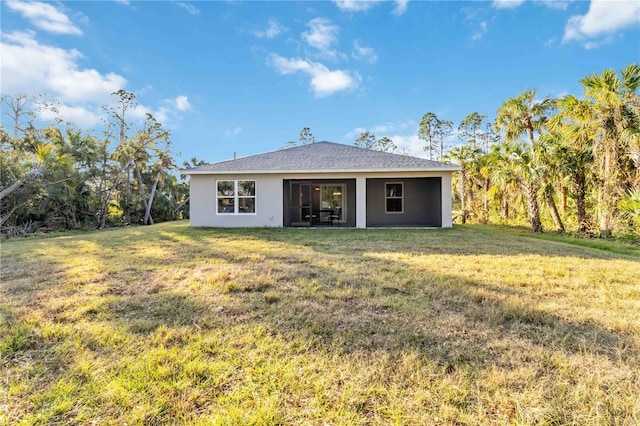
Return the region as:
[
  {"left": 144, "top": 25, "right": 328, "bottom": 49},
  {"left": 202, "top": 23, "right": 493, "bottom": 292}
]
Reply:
[{"left": 181, "top": 141, "right": 460, "bottom": 228}]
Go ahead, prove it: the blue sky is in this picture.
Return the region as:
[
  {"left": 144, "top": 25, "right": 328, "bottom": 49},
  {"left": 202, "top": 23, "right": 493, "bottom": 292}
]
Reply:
[{"left": 2, "top": 0, "right": 639, "bottom": 164}]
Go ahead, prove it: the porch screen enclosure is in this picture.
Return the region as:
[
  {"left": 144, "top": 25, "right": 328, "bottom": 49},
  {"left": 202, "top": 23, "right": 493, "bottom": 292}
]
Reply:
[{"left": 288, "top": 180, "right": 347, "bottom": 226}]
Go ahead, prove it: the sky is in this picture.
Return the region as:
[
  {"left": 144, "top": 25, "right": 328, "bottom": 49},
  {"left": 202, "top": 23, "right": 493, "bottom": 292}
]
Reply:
[{"left": 1, "top": 0, "right": 639, "bottom": 165}]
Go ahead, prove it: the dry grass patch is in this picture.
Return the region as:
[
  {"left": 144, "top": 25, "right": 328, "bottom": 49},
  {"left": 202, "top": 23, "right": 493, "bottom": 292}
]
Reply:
[{"left": 1, "top": 221, "right": 639, "bottom": 424}]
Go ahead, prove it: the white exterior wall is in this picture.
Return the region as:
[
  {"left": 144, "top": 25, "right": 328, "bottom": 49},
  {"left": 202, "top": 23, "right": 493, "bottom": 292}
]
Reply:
[
  {"left": 189, "top": 174, "right": 283, "bottom": 227},
  {"left": 440, "top": 173, "right": 453, "bottom": 228},
  {"left": 188, "top": 170, "right": 456, "bottom": 228},
  {"left": 355, "top": 177, "right": 367, "bottom": 228}
]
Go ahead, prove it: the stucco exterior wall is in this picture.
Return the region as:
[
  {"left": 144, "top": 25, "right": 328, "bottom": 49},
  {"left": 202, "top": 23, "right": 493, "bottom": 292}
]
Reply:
[
  {"left": 188, "top": 171, "right": 456, "bottom": 228},
  {"left": 189, "top": 174, "right": 284, "bottom": 227},
  {"left": 440, "top": 173, "right": 453, "bottom": 228}
]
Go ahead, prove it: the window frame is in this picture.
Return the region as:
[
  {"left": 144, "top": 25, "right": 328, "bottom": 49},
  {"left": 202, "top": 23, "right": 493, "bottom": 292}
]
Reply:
[
  {"left": 385, "top": 182, "right": 404, "bottom": 214},
  {"left": 216, "top": 180, "right": 257, "bottom": 215}
]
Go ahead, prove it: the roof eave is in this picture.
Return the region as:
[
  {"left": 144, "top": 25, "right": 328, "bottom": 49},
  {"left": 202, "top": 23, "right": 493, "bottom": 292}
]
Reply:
[{"left": 180, "top": 166, "right": 462, "bottom": 175}]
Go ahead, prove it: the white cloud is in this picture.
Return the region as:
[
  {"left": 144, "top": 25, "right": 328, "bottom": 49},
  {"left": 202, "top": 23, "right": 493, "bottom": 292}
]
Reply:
[
  {"left": 492, "top": 0, "right": 525, "bottom": 9},
  {"left": 0, "top": 30, "right": 185, "bottom": 129},
  {"left": 345, "top": 119, "right": 453, "bottom": 157},
  {"left": 115, "top": 0, "right": 130, "bottom": 4},
  {"left": 563, "top": 0, "right": 640, "bottom": 46},
  {"left": 472, "top": 21, "right": 488, "bottom": 40},
  {"left": 302, "top": 17, "right": 340, "bottom": 57},
  {"left": 392, "top": 0, "right": 409, "bottom": 16},
  {"left": 131, "top": 95, "right": 193, "bottom": 126},
  {"left": 334, "top": 0, "right": 407, "bottom": 15},
  {"left": 345, "top": 127, "right": 368, "bottom": 140},
  {"left": 225, "top": 126, "right": 242, "bottom": 137},
  {"left": 372, "top": 120, "right": 415, "bottom": 134},
  {"left": 333, "top": 0, "right": 379, "bottom": 12},
  {"left": 38, "top": 103, "right": 101, "bottom": 128},
  {"left": 536, "top": 0, "right": 571, "bottom": 10},
  {"left": 583, "top": 36, "right": 616, "bottom": 49},
  {"left": 174, "top": 95, "right": 192, "bottom": 112},
  {"left": 176, "top": 2, "right": 200, "bottom": 15},
  {"left": 351, "top": 41, "right": 378, "bottom": 63},
  {"left": 345, "top": 120, "right": 415, "bottom": 139},
  {"left": 1, "top": 31, "right": 126, "bottom": 104},
  {"left": 6, "top": 0, "right": 82, "bottom": 35},
  {"left": 254, "top": 18, "right": 287, "bottom": 39},
  {"left": 347, "top": 131, "right": 426, "bottom": 157},
  {"left": 389, "top": 134, "right": 426, "bottom": 157},
  {"left": 269, "top": 54, "right": 360, "bottom": 97}
]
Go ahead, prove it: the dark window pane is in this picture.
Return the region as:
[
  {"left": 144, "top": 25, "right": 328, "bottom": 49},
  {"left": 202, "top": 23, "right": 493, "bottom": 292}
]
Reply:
[
  {"left": 386, "top": 183, "right": 402, "bottom": 197},
  {"left": 238, "top": 181, "right": 255, "bottom": 196},
  {"left": 238, "top": 198, "right": 255, "bottom": 213},
  {"left": 386, "top": 198, "right": 402, "bottom": 212},
  {"left": 217, "top": 181, "right": 234, "bottom": 196},
  {"left": 218, "top": 197, "right": 235, "bottom": 213},
  {"left": 321, "top": 185, "right": 343, "bottom": 209}
]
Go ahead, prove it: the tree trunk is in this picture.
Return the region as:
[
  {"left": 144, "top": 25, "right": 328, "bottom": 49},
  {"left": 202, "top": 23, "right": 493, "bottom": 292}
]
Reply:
[
  {"left": 481, "top": 177, "right": 490, "bottom": 224},
  {"left": 173, "top": 196, "right": 189, "bottom": 216},
  {"left": 135, "top": 164, "right": 150, "bottom": 218},
  {"left": 143, "top": 166, "right": 164, "bottom": 225},
  {"left": 544, "top": 189, "right": 565, "bottom": 232},
  {"left": 599, "top": 149, "right": 618, "bottom": 236},
  {"left": 98, "top": 158, "right": 134, "bottom": 229},
  {"left": 502, "top": 197, "right": 509, "bottom": 219},
  {"left": 467, "top": 176, "right": 475, "bottom": 223},
  {"left": 459, "top": 166, "right": 467, "bottom": 224},
  {"left": 524, "top": 181, "right": 543, "bottom": 233},
  {"left": 573, "top": 172, "right": 589, "bottom": 233},
  {"left": 0, "top": 200, "right": 29, "bottom": 226},
  {"left": 0, "top": 166, "right": 42, "bottom": 201}
]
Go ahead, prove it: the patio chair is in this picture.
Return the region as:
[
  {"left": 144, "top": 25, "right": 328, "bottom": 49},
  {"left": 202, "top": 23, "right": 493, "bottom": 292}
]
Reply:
[{"left": 328, "top": 207, "right": 341, "bottom": 226}]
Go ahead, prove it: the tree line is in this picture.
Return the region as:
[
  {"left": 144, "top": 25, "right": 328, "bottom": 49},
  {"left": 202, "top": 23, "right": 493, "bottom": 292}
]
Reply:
[
  {"left": 3, "top": 64, "right": 638, "bottom": 237},
  {"left": 441, "top": 63, "right": 639, "bottom": 237},
  {"left": 0, "top": 90, "right": 198, "bottom": 236}
]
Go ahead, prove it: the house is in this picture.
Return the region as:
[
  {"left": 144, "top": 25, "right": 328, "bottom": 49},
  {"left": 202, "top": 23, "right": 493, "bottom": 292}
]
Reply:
[{"left": 181, "top": 141, "right": 460, "bottom": 228}]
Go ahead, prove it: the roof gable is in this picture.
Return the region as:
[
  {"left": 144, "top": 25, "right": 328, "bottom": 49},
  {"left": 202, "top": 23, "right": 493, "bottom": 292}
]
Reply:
[{"left": 182, "top": 141, "right": 460, "bottom": 174}]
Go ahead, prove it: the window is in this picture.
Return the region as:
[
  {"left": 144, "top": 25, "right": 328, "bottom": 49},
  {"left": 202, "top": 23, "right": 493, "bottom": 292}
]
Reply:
[
  {"left": 217, "top": 180, "right": 256, "bottom": 214},
  {"left": 385, "top": 182, "right": 403, "bottom": 213}
]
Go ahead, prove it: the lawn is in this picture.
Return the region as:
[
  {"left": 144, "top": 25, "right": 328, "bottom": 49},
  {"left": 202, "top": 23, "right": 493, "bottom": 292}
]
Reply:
[{"left": 1, "top": 222, "right": 639, "bottom": 425}]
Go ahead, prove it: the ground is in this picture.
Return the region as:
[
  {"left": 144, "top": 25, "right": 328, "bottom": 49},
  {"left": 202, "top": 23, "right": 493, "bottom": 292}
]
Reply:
[{"left": 1, "top": 222, "right": 639, "bottom": 424}]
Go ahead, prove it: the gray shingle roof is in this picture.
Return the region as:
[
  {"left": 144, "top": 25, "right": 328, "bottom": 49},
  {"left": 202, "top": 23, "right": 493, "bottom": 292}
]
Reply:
[{"left": 182, "top": 141, "right": 460, "bottom": 174}]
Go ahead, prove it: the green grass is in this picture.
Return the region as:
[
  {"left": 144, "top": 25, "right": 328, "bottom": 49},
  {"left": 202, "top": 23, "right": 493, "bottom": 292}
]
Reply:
[
  {"left": 1, "top": 221, "right": 639, "bottom": 425},
  {"left": 463, "top": 224, "right": 640, "bottom": 257}
]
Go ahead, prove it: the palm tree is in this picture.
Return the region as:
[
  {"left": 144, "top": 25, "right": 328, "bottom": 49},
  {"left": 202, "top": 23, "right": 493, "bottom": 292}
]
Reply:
[
  {"left": 488, "top": 142, "right": 520, "bottom": 222},
  {"left": 445, "top": 142, "right": 482, "bottom": 224},
  {"left": 548, "top": 96, "right": 596, "bottom": 233},
  {"left": 495, "top": 89, "right": 554, "bottom": 232},
  {"left": 476, "top": 151, "right": 495, "bottom": 223},
  {"left": 618, "top": 188, "right": 640, "bottom": 231},
  {"left": 507, "top": 142, "right": 543, "bottom": 232},
  {"left": 535, "top": 135, "right": 566, "bottom": 232},
  {"left": 578, "top": 64, "right": 640, "bottom": 235}
]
